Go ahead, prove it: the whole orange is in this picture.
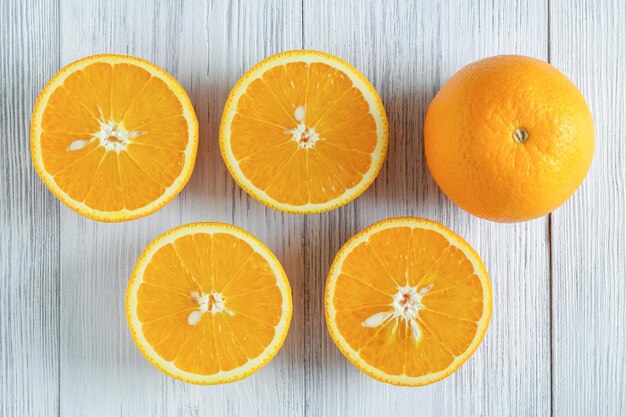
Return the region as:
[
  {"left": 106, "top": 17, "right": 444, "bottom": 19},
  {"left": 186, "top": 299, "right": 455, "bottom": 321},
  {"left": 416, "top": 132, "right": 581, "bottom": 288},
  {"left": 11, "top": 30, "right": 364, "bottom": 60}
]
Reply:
[{"left": 424, "top": 55, "right": 594, "bottom": 222}]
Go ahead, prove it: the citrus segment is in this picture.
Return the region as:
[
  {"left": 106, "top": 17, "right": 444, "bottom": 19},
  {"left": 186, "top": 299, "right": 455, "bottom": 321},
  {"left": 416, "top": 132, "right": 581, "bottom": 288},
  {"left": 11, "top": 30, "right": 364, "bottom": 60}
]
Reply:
[
  {"left": 220, "top": 50, "right": 387, "bottom": 213},
  {"left": 126, "top": 223, "right": 292, "bottom": 384},
  {"left": 31, "top": 54, "right": 198, "bottom": 221},
  {"left": 325, "top": 217, "right": 492, "bottom": 386}
]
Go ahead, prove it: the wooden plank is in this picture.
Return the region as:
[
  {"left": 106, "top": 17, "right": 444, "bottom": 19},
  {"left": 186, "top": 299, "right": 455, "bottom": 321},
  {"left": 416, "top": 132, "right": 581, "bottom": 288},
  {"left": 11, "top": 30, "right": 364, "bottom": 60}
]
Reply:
[
  {"left": 0, "top": 1, "right": 60, "bottom": 416},
  {"left": 550, "top": 1, "right": 626, "bottom": 415},
  {"left": 302, "top": 1, "right": 551, "bottom": 415},
  {"left": 58, "top": 1, "right": 303, "bottom": 416}
]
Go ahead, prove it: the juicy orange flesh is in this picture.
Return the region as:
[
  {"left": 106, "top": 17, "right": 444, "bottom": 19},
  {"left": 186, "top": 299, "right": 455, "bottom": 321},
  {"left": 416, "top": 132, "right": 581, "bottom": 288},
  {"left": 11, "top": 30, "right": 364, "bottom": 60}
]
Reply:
[
  {"left": 40, "top": 62, "right": 190, "bottom": 211},
  {"left": 136, "top": 232, "right": 282, "bottom": 375},
  {"left": 231, "top": 61, "right": 377, "bottom": 205},
  {"left": 332, "top": 227, "right": 484, "bottom": 377}
]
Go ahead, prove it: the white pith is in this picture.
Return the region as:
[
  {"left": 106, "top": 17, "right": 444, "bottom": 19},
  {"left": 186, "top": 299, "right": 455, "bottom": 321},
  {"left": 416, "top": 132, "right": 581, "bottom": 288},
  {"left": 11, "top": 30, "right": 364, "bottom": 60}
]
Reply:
[
  {"left": 187, "top": 290, "right": 233, "bottom": 326},
  {"left": 284, "top": 105, "right": 320, "bottom": 149},
  {"left": 68, "top": 118, "right": 146, "bottom": 153},
  {"left": 285, "top": 122, "right": 320, "bottom": 149},
  {"left": 362, "top": 284, "right": 434, "bottom": 341}
]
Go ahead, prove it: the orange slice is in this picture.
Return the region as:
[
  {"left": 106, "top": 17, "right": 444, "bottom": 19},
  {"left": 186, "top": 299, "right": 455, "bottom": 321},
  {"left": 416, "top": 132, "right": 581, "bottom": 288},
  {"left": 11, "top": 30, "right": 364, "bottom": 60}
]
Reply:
[
  {"left": 220, "top": 50, "right": 388, "bottom": 214},
  {"left": 31, "top": 54, "right": 198, "bottom": 222},
  {"left": 126, "top": 223, "right": 292, "bottom": 384},
  {"left": 325, "top": 217, "right": 492, "bottom": 386}
]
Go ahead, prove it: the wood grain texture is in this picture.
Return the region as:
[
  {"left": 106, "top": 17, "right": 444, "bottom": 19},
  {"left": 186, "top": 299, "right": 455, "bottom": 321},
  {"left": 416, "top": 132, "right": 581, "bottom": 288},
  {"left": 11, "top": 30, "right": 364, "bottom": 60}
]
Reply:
[
  {"left": 0, "top": 1, "right": 60, "bottom": 416},
  {"left": 550, "top": 1, "right": 626, "bottom": 415},
  {"left": 2, "top": 0, "right": 626, "bottom": 416},
  {"left": 302, "top": 1, "right": 551, "bottom": 416},
  {"left": 57, "top": 1, "right": 304, "bottom": 416}
]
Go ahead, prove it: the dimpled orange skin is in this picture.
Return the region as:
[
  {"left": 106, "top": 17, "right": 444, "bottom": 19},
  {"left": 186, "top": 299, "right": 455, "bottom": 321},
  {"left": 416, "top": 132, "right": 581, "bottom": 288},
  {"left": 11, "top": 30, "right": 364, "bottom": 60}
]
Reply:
[{"left": 424, "top": 55, "right": 594, "bottom": 222}]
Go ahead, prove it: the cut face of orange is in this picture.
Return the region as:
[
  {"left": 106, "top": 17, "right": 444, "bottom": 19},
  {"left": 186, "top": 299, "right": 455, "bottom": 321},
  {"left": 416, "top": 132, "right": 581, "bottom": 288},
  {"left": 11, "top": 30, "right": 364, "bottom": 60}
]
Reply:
[
  {"left": 220, "top": 50, "right": 388, "bottom": 214},
  {"left": 31, "top": 54, "right": 198, "bottom": 222},
  {"left": 126, "top": 223, "right": 292, "bottom": 384},
  {"left": 325, "top": 217, "right": 492, "bottom": 386}
]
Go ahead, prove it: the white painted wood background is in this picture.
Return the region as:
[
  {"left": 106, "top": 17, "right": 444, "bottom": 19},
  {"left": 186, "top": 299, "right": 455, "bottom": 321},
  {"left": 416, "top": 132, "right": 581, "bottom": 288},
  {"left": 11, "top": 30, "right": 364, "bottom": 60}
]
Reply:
[{"left": 1, "top": 0, "right": 624, "bottom": 416}]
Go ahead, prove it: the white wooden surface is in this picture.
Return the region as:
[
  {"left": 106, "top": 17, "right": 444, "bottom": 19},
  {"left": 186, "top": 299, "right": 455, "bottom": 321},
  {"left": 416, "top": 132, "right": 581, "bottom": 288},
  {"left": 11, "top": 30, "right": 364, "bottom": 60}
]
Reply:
[
  {"left": 0, "top": 1, "right": 623, "bottom": 416},
  {"left": 1, "top": 1, "right": 60, "bottom": 416},
  {"left": 550, "top": 1, "right": 626, "bottom": 415}
]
